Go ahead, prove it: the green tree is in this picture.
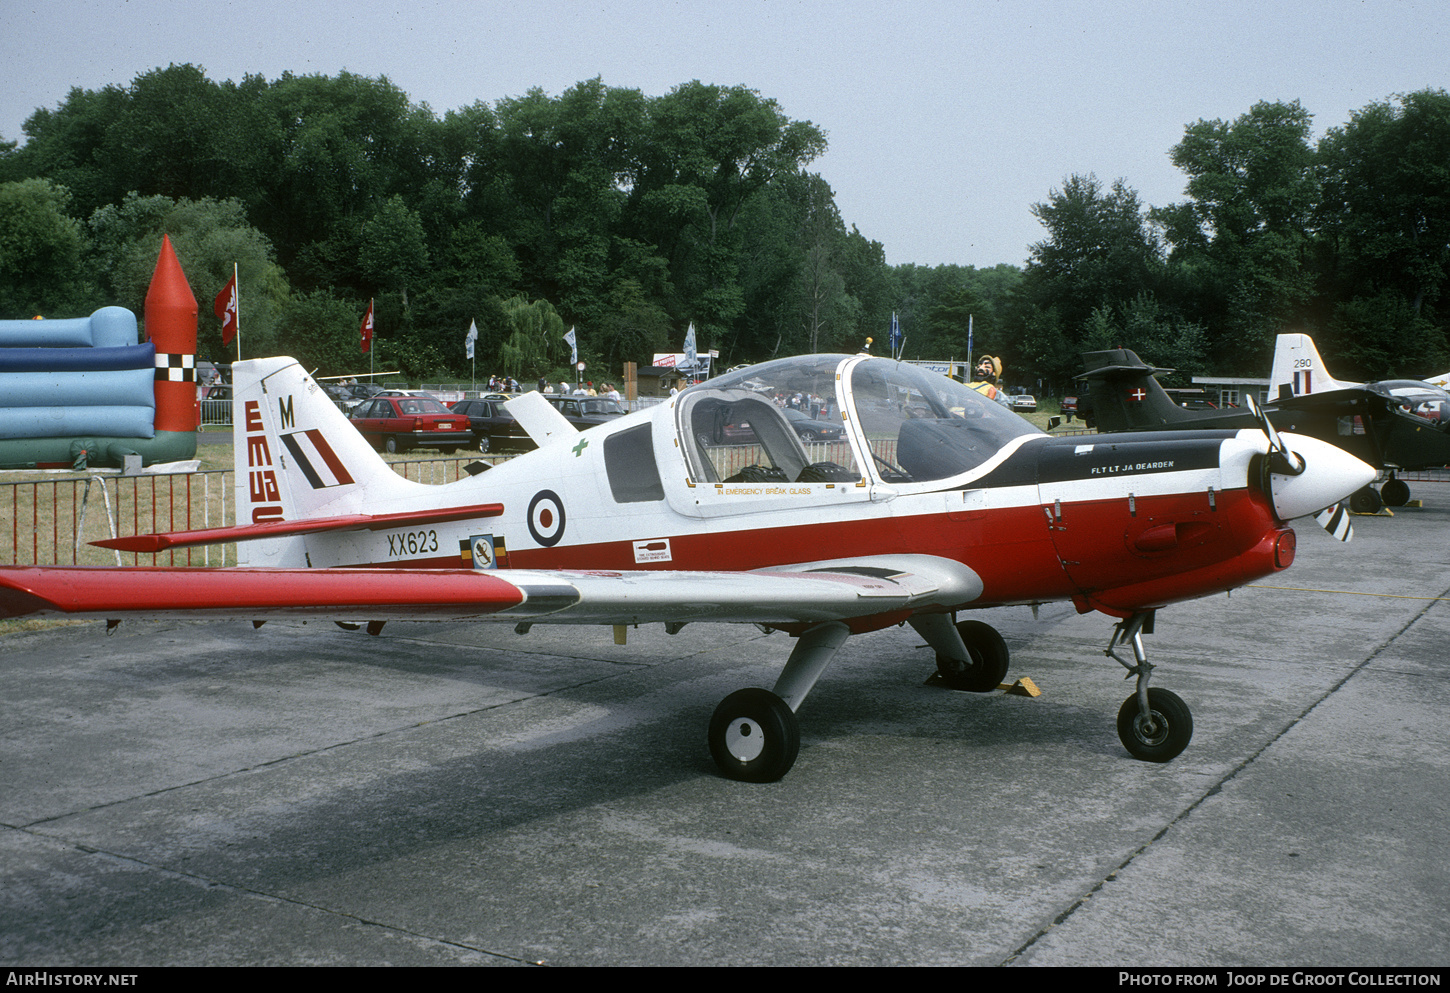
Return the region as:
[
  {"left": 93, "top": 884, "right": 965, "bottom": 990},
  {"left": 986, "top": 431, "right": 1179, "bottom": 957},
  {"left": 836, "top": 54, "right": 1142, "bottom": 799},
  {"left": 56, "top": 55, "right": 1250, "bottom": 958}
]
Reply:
[
  {"left": 1025, "top": 174, "right": 1164, "bottom": 338},
  {"left": 360, "top": 194, "right": 430, "bottom": 307},
  {"left": 0, "top": 178, "right": 92, "bottom": 317},
  {"left": 1155, "top": 101, "right": 1318, "bottom": 369},
  {"left": 632, "top": 81, "right": 827, "bottom": 343},
  {"left": 272, "top": 289, "right": 366, "bottom": 377},
  {"left": 1316, "top": 89, "right": 1450, "bottom": 363},
  {"left": 88, "top": 193, "right": 290, "bottom": 359},
  {"left": 408, "top": 287, "right": 512, "bottom": 379},
  {"left": 498, "top": 296, "right": 567, "bottom": 379}
]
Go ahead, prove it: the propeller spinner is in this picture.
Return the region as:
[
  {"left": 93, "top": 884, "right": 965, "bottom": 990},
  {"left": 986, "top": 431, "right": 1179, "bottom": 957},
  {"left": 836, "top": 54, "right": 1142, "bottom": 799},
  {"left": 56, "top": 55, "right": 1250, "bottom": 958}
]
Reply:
[
  {"left": 1244, "top": 395, "right": 1372, "bottom": 542},
  {"left": 1247, "top": 393, "right": 1304, "bottom": 476}
]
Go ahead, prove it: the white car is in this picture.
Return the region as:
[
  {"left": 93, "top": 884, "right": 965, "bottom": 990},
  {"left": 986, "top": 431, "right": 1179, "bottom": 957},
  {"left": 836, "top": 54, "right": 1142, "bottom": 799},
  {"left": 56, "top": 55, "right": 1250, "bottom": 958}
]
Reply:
[{"left": 1008, "top": 393, "right": 1037, "bottom": 413}]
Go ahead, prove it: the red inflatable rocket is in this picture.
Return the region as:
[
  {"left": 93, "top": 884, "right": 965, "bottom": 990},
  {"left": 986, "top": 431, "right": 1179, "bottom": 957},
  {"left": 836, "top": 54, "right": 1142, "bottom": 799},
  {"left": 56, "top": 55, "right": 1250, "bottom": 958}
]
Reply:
[{"left": 145, "top": 234, "right": 199, "bottom": 432}]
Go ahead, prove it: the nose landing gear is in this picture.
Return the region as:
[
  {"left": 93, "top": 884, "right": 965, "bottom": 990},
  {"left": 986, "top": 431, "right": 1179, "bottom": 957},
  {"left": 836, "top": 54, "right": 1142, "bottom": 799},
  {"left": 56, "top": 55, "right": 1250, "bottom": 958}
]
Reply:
[{"left": 1106, "top": 610, "right": 1193, "bottom": 762}]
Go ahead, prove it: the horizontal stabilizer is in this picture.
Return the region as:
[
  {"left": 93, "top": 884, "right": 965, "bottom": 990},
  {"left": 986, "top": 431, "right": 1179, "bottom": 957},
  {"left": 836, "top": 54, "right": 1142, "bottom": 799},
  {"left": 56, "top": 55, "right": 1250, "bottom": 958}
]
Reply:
[
  {"left": 504, "top": 391, "right": 577, "bottom": 446},
  {"left": 93, "top": 503, "right": 505, "bottom": 552}
]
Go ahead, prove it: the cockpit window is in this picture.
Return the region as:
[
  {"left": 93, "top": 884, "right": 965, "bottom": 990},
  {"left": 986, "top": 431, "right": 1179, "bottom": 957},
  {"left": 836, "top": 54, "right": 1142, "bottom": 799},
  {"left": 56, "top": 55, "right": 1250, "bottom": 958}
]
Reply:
[
  {"left": 686, "top": 356, "right": 861, "bottom": 484},
  {"left": 1385, "top": 383, "right": 1450, "bottom": 427},
  {"left": 848, "top": 359, "right": 1042, "bottom": 482},
  {"left": 686, "top": 354, "right": 1041, "bottom": 487}
]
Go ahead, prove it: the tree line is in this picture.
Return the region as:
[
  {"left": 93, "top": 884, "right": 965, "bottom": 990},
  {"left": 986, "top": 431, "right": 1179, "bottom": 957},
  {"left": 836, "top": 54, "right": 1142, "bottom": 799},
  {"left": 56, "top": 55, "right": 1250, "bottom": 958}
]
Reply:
[{"left": 1, "top": 65, "right": 1446, "bottom": 391}]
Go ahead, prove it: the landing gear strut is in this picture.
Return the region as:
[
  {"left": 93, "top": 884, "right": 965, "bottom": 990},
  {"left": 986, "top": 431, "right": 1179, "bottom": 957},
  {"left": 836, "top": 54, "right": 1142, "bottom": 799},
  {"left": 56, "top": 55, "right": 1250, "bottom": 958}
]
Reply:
[
  {"left": 1106, "top": 610, "right": 1193, "bottom": 762},
  {"left": 707, "top": 621, "right": 849, "bottom": 782}
]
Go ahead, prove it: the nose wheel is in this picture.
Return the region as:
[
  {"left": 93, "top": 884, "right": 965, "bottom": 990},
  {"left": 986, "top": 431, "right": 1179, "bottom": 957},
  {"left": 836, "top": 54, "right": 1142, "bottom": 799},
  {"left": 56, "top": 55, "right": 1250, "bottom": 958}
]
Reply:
[
  {"left": 1116, "top": 687, "right": 1192, "bottom": 762},
  {"left": 1105, "top": 610, "right": 1194, "bottom": 762}
]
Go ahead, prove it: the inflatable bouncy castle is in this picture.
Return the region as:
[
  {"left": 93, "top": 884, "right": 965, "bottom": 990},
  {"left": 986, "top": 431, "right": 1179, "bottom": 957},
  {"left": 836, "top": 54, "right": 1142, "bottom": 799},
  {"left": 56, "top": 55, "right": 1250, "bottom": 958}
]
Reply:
[{"left": 0, "top": 237, "right": 199, "bottom": 469}]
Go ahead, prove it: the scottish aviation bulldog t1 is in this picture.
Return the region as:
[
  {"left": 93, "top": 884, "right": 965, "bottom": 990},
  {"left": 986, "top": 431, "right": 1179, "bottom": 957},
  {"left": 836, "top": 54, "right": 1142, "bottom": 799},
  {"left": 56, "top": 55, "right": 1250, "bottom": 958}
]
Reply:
[{"left": 0, "top": 353, "right": 1373, "bottom": 781}]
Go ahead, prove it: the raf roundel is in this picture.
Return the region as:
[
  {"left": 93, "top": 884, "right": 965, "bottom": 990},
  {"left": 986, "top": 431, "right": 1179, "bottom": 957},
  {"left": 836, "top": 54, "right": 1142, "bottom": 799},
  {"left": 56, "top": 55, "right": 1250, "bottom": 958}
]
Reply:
[{"left": 527, "top": 490, "right": 566, "bottom": 547}]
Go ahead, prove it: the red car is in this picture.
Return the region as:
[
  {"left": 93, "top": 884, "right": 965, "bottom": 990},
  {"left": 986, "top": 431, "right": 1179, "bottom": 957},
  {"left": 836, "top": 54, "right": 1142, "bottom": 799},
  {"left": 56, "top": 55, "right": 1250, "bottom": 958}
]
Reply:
[{"left": 348, "top": 396, "right": 473, "bottom": 453}]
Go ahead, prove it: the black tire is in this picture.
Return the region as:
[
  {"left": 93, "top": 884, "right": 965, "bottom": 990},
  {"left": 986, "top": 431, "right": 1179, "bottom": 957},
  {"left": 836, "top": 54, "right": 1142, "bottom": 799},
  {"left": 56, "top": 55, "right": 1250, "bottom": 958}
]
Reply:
[
  {"left": 708, "top": 688, "right": 800, "bottom": 783},
  {"left": 1116, "top": 688, "right": 1193, "bottom": 762},
  {"left": 1381, "top": 478, "right": 1410, "bottom": 507},
  {"left": 935, "top": 619, "right": 1010, "bottom": 692},
  {"left": 1349, "top": 485, "right": 1382, "bottom": 514},
  {"left": 476, "top": 434, "right": 490, "bottom": 454},
  {"left": 384, "top": 436, "right": 399, "bottom": 455}
]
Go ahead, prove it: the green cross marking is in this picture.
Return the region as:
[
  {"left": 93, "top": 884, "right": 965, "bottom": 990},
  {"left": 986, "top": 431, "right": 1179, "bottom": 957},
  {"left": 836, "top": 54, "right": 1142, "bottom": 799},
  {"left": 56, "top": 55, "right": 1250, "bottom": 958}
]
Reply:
[{"left": 573, "top": 437, "right": 589, "bottom": 457}]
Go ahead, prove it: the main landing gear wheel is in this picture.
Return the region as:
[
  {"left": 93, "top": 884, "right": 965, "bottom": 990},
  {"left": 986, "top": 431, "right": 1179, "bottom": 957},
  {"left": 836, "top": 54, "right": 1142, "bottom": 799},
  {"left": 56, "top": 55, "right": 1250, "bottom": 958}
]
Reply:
[
  {"left": 934, "top": 619, "right": 1010, "bottom": 692},
  {"left": 1116, "top": 687, "right": 1193, "bottom": 763},
  {"left": 1350, "top": 484, "right": 1383, "bottom": 514},
  {"left": 708, "top": 688, "right": 800, "bottom": 783},
  {"left": 1381, "top": 476, "right": 1410, "bottom": 507}
]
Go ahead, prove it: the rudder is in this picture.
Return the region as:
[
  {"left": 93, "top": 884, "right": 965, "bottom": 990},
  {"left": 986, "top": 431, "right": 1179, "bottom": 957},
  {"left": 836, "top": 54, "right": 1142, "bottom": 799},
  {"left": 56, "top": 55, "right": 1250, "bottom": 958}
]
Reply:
[{"left": 231, "top": 358, "right": 425, "bottom": 536}]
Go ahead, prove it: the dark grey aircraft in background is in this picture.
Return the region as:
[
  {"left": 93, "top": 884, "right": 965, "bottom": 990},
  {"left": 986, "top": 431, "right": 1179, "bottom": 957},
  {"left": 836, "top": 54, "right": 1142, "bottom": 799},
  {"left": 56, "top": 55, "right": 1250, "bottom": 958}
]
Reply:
[{"left": 1079, "top": 337, "right": 1450, "bottom": 512}]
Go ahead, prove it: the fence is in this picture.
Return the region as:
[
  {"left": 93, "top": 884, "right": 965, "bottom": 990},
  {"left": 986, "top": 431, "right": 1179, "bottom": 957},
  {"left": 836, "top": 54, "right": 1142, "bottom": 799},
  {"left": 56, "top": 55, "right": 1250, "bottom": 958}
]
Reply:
[
  {"left": 1, "top": 457, "right": 491, "bottom": 568},
  {"left": 3, "top": 470, "right": 236, "bottom": 568}
]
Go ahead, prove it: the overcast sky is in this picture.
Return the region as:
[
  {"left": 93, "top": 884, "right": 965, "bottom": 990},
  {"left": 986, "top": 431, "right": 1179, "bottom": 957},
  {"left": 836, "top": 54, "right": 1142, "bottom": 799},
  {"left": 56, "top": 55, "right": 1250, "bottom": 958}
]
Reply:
[{"left": 2, "top": 0, "right": 1444, "bottom": 269}]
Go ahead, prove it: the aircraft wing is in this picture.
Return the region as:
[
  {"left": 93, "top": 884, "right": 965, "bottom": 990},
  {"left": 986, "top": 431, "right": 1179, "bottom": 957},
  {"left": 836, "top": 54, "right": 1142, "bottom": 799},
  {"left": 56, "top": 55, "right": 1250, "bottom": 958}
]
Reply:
[
  {"left": 1270, "top": 386, "right": 1385, "bottom": 414},
  {"left": 0, "top": 554, "right": 981, "bottom": 627}
]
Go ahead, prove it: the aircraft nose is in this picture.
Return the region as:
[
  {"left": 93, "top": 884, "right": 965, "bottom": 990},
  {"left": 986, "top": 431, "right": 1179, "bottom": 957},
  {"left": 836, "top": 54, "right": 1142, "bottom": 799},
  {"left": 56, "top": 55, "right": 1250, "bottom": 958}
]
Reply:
[{"left": 1265, "top": 432, "right": 1376, "bottom": 522}]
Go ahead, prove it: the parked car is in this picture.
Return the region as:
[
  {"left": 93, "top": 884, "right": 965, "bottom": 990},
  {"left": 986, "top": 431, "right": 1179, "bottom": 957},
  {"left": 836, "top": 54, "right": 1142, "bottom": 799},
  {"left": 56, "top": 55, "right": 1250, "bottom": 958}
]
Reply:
[
  {"left": 782, "top": 408, "right": 844, "bottom": 440},
  {"left": 1008, "top": 393, "right": 1037, "bottom": 413},
  {"left": 449, "top": 397, "right": 533, "bottom": 453},
  {"left": 1060, "top": 395, "right": 1078, "bottom": 421},
  {"left": 712, "top": 407, "right": 844, "bottom": 444},
  {"left": 325, "top": 383, "right": 384, "bottom": 411},
  {"left": 348, "top": 396, "right": 473, "bottom": 453},
  {"left": 544, "top": 395, "right": 628, "bottom": 429}
]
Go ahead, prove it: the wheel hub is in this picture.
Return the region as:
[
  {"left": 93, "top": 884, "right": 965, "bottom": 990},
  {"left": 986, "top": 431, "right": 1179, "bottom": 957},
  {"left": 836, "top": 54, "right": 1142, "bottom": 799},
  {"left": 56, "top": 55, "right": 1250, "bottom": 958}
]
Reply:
[
  {"left": 1133, "top": 711, "right": 1168, "bottom": 746},
  {"left": 724, "top": 718, "right": 765, "bottom": 762}
]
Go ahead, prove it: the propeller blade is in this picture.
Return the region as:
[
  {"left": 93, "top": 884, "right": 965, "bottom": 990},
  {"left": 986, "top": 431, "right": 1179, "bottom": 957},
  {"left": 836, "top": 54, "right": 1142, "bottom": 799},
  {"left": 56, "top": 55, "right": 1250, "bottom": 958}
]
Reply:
[
  {"left": 1314, "top": 502, "right": 1353, "bottom": 542},
  {"left": 1247, "top": 394, "right": 1304, "bottom": 475}
]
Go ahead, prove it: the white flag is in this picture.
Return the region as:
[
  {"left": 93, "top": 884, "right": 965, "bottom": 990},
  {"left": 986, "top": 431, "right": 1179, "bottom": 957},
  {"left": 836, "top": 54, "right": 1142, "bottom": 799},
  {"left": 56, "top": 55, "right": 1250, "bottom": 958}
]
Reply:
[
  {"left": 564, "top": 326, "right": 578, "bottom": 365},
  {"left": 465, "top": 319, "right": 478, "bottom": 360},
  {"left": 683, "top": 322, "right": 697, "bottom": 371}
]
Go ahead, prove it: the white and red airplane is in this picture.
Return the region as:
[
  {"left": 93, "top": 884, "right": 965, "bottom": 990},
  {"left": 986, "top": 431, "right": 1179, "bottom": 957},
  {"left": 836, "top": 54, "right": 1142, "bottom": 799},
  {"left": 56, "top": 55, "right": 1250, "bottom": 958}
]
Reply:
[{"left": 0, "top": 353, "right": 1373, "bottom": 780}]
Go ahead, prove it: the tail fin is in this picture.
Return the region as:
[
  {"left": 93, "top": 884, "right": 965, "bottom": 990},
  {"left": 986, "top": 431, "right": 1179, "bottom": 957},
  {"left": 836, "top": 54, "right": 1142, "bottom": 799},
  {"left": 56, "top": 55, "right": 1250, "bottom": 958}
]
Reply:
[
  {"left": 1078, "top": 349, "right": 1208, "bottom": 431},
  {"left": 1270, "top": 333, "right": 1355, "bottom": 399},
  {"left": 231, "top": 358, "right": 426, "bottom": 561}
]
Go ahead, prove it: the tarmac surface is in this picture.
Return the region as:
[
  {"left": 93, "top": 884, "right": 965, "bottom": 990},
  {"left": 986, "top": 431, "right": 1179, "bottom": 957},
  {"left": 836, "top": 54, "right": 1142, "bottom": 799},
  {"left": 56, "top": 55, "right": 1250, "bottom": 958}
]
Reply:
[{"left": 2, "top": 486, "right": 1448, "bottom": 967}]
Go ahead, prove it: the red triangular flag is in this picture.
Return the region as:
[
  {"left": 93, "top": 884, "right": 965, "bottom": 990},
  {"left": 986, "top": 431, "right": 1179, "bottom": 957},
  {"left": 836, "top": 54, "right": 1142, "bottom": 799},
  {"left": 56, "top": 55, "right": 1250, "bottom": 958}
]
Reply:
[
  {"left": 360, "top": 299, "right": 374, "bottom": 354},
  {"left": 213, "top": 272, "right": 238, "bottom": 345}
]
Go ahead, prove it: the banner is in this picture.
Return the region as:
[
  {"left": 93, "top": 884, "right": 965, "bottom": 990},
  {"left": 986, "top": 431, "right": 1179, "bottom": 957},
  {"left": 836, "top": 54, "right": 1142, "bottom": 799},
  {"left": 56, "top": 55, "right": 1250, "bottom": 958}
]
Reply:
[{"left": 465, "top": 318, "right": 478, "bottom": 360}]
